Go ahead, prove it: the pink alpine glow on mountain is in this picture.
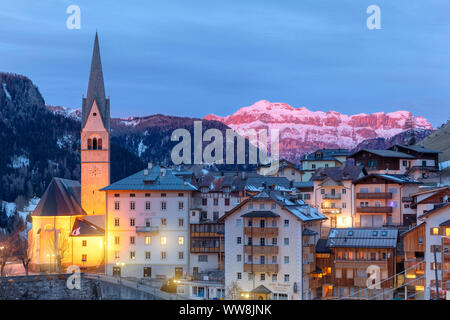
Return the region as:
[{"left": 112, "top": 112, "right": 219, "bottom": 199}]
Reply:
[{"left": 204, "top": 100, "right": 433, "bottom": 161}]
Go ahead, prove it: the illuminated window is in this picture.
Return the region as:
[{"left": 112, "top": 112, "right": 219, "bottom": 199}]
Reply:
[
  {"left": 178, "top": 236, "right": 184, "bottom": 245},
  {"left": 81, "top": 254, "right": 87, "bottom": 262},
  {"left": 130, "top": 251, "right": 136, "bottom": 260},
  {"left": 114, "top": 218, "right": 120, "bottom": 227},
  {"left": 145, "top": 252, "right": 151, "bottom": 260},
  {"left": 82, "top": 240, "right": 87, "bottom": 247},
  {"left": 161, "top": 218, "right": 167, "bottom": 226},
  {"left": 161, "top": 236, "right": 167, "bottom": 245},
  {"left": 145, "top": 236, "right": 151, "bottom": 245},
  {"left": 446, "top": 228, "right": 450, "bottom": 237},
  {"left": 115, "top": 236, "right": 120, "bottom": 245},
  {"left": 178, "top": 219, "right": 184, "bottom": 227},
  {"left": 432, "top": 227, "right": 440, "bottom": 235},
  {"left": 130, "top": 236, "right": 135, "bottom": 245}
]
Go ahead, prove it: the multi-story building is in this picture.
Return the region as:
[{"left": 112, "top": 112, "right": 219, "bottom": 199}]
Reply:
[
  {"left": 388, "top": 145, "right": 440, "bottom": 180},
  {"left": 301, "top": 149, "right": 349, "bottom": 181},
  {"left": 102, "top": 165, "right": 196, "bottom": 279},
  {"left": 411, "top": 186, "right": 450, "bottom": 217},
  {"left": 257, "top": 159, "right": 303, "bottom": 182},
  {"left": 321, "top": 228, "right": 399, "bottom": 300},
  {"left": 220, "top": 188, "right": 326, "bottom": 300},
  {"left": 311, "top": 164, "right": 366, "bottom": 230},
  {"left": 353, "top": 174, "right": 421, "bottom": 227},
  {"left": 293, "top": 181, "right": 314, "bottom": 206},
  {"left": 417, "top": 203, "right": 450, "bottom": 299}
]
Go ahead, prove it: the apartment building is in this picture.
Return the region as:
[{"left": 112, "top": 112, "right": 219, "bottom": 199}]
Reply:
[
  {"left": 388, "top": 145, "right": 440, "bottom": 180},
  {"left": 293, "top": 181, "right": 314, "bottom": 206},
  {"left": 353, "top": 174, "right": 421, "bottom": 227},
  {"left": 220, "top": 188, "right": 326, "bottom": 300},
  {"left": 417, "top": 203, "right": 450, "bottom": 299},
  {"left": 321, "top": 228, "right": 399, "bottom": 300},
  {"left": 411, "top": 186, "right": 450, "bottom": 217},
  {"left": 301, "top": 149, "right": 349, "bottom": 181},
  {"left": 102, "top": 165, "right": 196, "bottom": 279},
  {"left": 311, "top": 164, "right": 366, "bottom": 230},
  {"left": 257, "top": 159, "right": 303, "bottom": 182}
]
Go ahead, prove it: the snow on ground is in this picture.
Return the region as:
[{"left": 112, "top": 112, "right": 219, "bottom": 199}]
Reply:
[
  {"left": 1, "top": 197, "right": 39, "bottom": 231},
  {"left": 2, "top": 82, "right": 11, "bottom": 100},
  {"left": 57, "top": 134, "right": 73, "bottom": 149},
  {"left": 8, "top": 155, "right": 30, "bottom": 168},
  {"left": 138, "top": 139, "right": 148, "bottom": 157},
  {"left": 440, "top": 160, "right": 450, "bottom": 170}
]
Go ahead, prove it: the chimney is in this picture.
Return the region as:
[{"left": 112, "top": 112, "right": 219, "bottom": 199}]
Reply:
[
  {"left": 148, "top": 162, "right": 153, "bottom": 170},
  {"left": 262, "top": 182, "right": 267, "bottom": 189},
  {"left": 143, "top": 169, "right": 149, "bottom": 176},
  {"left": 160, "top": 168, "right": 166, "bottom": 177}
]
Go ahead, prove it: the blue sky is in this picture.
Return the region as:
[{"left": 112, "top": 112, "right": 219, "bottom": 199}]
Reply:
[{"left": 1, "top": 0, "right": 450, "bottom": 127}]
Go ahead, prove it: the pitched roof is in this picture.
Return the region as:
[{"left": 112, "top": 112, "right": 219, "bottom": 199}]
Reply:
[
  {"left": 419, "top": 202, "right": 450, "bottom": 219},
  {"left": 351, "top": 149, "right": 415, "bottom": 159},
  {"left": 82, "top": 33, "right": 109, "bottom": 130},
  {"left": 302, "top": 149, "right": 349, "bottom": 161},
  {"left": 101, "top": 166, "right": 197, "bottom": 191},
  {"left": 316, "top": 239, "right": 331, "bottom": 253},
  {"left": 354, "top": 173, "right": 422, "bottom": 185},
  {"left": 70, "top": 217, "right": 104, "bottom": 237},
  {"left": 327, "top": 228, "right": 398, "bottom": 248},
  {"left": 311, "top": 164, "right": 366, "bottom": 182},
  {"left": 303, "top": 228, "right": 318, "bottom": 236},
  {"left": 32, "top": 178, "right": 86, "bottom": 217},
  {"left": 439, "top": 219, "right": 450, "bottom": 227},
  {"left": 400, "top": 222, "right": 426, "bottom": 237},
  {"left": 390, "top": 145, "right": 440, "bottom": 154},
  {"left": 250, "top": 285, "right": 272, "bottom": 294}
]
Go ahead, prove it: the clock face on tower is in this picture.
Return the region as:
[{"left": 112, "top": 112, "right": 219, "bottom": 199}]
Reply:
[{"left": 89, "top": 166, "right": 102, "bottom": 177}]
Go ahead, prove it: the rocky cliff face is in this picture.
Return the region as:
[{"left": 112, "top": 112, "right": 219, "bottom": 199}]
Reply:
[{"left": 205, "top": 100, "right": 433, "bottom": 162}]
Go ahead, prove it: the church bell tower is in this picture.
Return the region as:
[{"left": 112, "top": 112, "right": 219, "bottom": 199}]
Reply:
[{"left": 81, "top": 33, "right": 110, "bottom": 215}]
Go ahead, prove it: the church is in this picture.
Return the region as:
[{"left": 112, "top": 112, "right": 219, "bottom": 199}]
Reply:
[{"left": 29, "top": 33, "right": 110, "bottom": 272}]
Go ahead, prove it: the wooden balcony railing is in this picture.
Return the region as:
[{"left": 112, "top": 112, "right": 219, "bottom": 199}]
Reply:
[
  {"left": 354, "top": 277, "right": 367, "bottom": 287},
  {"left": 356, "top": 192, "right": 392, "bottom": 200},
  {"left": 244, "top": 227, "right": 278, "bottom": 237},
  {"left": 335, "top": 259, "right": 387, "bottom": 269},
  {"left": 244, "top": 245, "right": 279, "bottom": 255},
  {"left": 320, "top": 206, "right": 342, "bottom": 214},
  {"left": 243, "top": 264, "right": 278, "bottom": 273},
  {"left": 309, "top": 278, "right": 322, "bottom": 289},
  {"left": 323, "top": 193, "right": 341, "bottom": 200},
  {"left": 356, "top": 206, "right": 393, "bottom": 213}
]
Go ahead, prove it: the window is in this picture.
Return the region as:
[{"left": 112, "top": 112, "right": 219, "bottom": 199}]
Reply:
[
  {"left": 145, "top": 236, "right": 151, "bottom": 245},
  {"left": 130, "top": 193, "right": 135, "bottom": 198},
  {"left": 130, "top": 218, "right": 135, "bottom": 227},
  {"left": 284, "top": 256, "right": 290, "bottom": 264},
  {"left": 178, "top": 236, "right": 184, "bottom": 245},
  {"left": 284, "top": 274, "right": 290, "bottom": 283},
  {"left": 284, "top": 238, "right": 289, "bottom": 246},
  {"left": 198, "top": 255, "right": 208, "bottom": 262},
  {"left": 284, "top": 220, "right": 289, "bottom": 227},
  {"left": 259, "top": 204, "right": 265, "bottom": 210},
  {"left": 272, "top": 238, "right": 277, "bottom": 245},
  {"left": 178, "top": 219, "right": 184, "bottom": 227},
  {"left": 272, "top": 274, "right": 277, "bottom": 282},
  {"left": 161, "top": 218, "right": 167, "bottom": 226},
  {"left": 115, "top": 236, "right": 120, "bottom": 245},
  {"left": 178, "top": 193, "right": 184, "bottom": 197},
  {"left": 272, "top": 220, "right": 277, "bottom": 227},
  {"left": 237, "top": 272, "right": 242, "bottom": 280},
  {"left": 114, "top": 218, "right": 120, "bottom": 227},
  {"left": 237, "top": 237, "right": 242, "bottom": 244},
  {"left": 236, "top": 219, "right": 242, "bottom": 227},
  {"left": 145, "top": 193, "right": 151, "bottom": 197},
  {"left": 213, "top": 199, "right": 218, "bottom": 206},
  {"left": 178, "top": 252, "right": 184, "bottom": 260},
  {"left": 114, "top": 251, "right": 120, "bottom": 259},
  {"left": 388, "top": 188, "right": 398, "bottom": 194},
  {"left": 161, "top": 193, "right": 166, "bottom": 197},
  {"left": 114, "top": 193, "right": 120, "bottom": 197},
  {"left": 145, "top": 202, "right": 151, "bottom": 210},
  {"left": 347, "top": 269, "right": 353, "bottom": 279},
  {"left": 114, "top": 202, "right": 120, "bottom": 210},
  {"left": 225, "top": 198, "right": 230, "bottom": 206},
  {"left": 260, "top": 274, "right": 265, "bottom": 281},
  {"left": 130, "top": 236, "right": 135, "bottom": 245},
  {"left": 145, "top": 219, "right": 151, "bottom": 227},
  {"left": 431, "top": 227, "right": 440, "bottom": 235},
  {"left": 272, "top": 256, "right": 277, "bottom": 264},
  {"left": 312, "top": 164, "right": 316, "bottom": 169},
  {"left": 247, "top": 237, "right": 253, "bottom": 245},
  {"left": 161, "top": 202, "right": 167, "bottom": 211},
  {"left": 161, "top": 236, "right": 167, "bottom": 245},
  {"left": 213, "top": 212, "right": 219, "bottom": 221},
  {"left": 81, "top": 254, "right": 87, "bottom": 262},
  {"left": 145, "top": 252, "right": 151, "bottom": 260},
  {"left": 342, "top": 189, "right": 346, "bottom": 194},
  {"left": 82, "top": 240, "right": 87, "bottom": 247},
  {"left": 304, "top": 194, "right": 311, "bottom": 200},
  {"left": 130, "top": 201, "right": 135, "bottom": 210},
  {"left": 237, "top": 254, "right": 242, "bottom": 262},
  {"left": 342, "top": 202, "right": 346, "bottom": 209},
  {"left": 178, "top": 202, "right": 184, "bottom": 210},
  {"left": 260, "top": 238, "right": 265, "bottom": 246},
  {"left": 248, "top": 203, "right": 253, "bottom": 209},
  {"left": 336, "top": 269, "right": 342, "bottom": 278},
  {"left": 130, "top": 251, "right": 136, "bottom": 260},
  {"left": 161, "top": 252, "right": 167, "bottom": 260},
  {"left": 446, "top": 228, "right": 450, "bottom": 237},
  {"left": 202, "top": 198, "right": 207, "bottom": 206},
  {"left": 248, "top": 273, "right": 253, "bottom": 281},
  {"left": 260, "top": 220, "right": 265, "bottom": 228}
]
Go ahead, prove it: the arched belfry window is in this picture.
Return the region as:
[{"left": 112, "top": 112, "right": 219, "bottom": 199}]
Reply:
[
  {"left": 98, "top": 138, "right": 102, "bottom": 150},
  {"left": 93, "top": 138, "right": 98, "bottom": 150},
  {"left": 88, "top": 139, "right": 93, "bottom": 150}
]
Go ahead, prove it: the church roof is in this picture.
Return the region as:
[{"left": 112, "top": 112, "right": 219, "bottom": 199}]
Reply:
[
  {"left": 32, "top": 178, "right": 86, "bottom": 217},
  {"left": 70, "top": 217, "right": 104, "bottom": 237},
  {"left": 82, "top": 33, "right": 110, "bottom": 130}
]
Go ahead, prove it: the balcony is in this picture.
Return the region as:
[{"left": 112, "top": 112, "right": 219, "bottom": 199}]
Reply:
[
  {"left": 335, "top": 259, "right": 387, "bottom": 269},
  {"left": 243, "top": 264, "right": 278, "bottom": 273},
  {"left": 190, "top": 223, "right": 224, "bottom": 237},
  {"left": 320, "top": 205, "right": 342, "bottom": 214},
  {"left": 244, "top": 227, "right": 278, "bottom": 237},
  {"left": 191, "top": 246, "right": 221, "bottom": 253},
  {"left": 309, "top": 278, "right": 322, "bottom": 289},
  {"left": 302, "top": 263, "right": 314, "bottom": 274},
  {"left": 244, "top": 245, "right": 279, "bottom": 255},
  {"left": 354, "top": 277, "right": 367, "bottom": 287},
  {"left": 323, "top": 193, "right": 341, "bottom": 200},
  {"left": 356, "top": 206, "right": 393, "bottom": 214},
  {"left": 136, "top": 226, "right": 159, "bottom": 234},
  {"left": 303, "top": 245, "right": 315, "bottom": 255},
  {"left": 357, "top": 192, "right": 392, "bottom": 200}
]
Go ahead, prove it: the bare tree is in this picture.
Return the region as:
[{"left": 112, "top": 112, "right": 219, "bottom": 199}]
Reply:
[
  {"left": 55, "top": 232, "right": 70, "bottom": 273},
  {"left": 0, "top": 236, "right": 13, "bottom": 277},
  {"left": 14, "top": 232, "right": 33, "bottom": 276},
  {"left": 226, "top": 280, "right": 242, "bottom": 300}
]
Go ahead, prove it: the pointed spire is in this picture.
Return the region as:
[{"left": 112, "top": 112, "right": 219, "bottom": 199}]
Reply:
[{"left": 82, "top": 32, "right": 110, "bottom": 130}]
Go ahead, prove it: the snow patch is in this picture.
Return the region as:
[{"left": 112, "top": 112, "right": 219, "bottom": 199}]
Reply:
[
  {"left": 2, "top": 82, "right": 11, "bottom": 101},
  {"left": 137, "top": 140, "right": 148, "bottom": 157},
  {"left": 9, "top": 155, "right": 29, "bottom": 169}
]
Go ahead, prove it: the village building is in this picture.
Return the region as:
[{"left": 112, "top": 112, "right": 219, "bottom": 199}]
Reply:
[{"left": 301, "top": 149, "right": 349, "bottom": 181}]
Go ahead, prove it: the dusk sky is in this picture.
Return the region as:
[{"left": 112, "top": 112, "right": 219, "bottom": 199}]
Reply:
[{"left": 1, "top": 0, "right": 450, "bottom": 127}]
